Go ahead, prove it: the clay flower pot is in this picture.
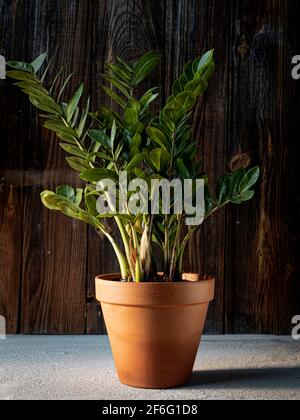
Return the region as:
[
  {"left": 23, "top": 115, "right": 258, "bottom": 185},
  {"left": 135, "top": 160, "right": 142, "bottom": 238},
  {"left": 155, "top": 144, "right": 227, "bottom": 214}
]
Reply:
[{"left": 95, "top": 273, "right": 215, "bottom": 389}]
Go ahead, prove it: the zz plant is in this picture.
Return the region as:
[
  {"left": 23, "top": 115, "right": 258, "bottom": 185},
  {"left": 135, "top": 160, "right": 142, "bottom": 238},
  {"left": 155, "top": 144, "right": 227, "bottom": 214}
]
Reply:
[{"left": 7, "top": 50, "right": 259, "bottom": 282}]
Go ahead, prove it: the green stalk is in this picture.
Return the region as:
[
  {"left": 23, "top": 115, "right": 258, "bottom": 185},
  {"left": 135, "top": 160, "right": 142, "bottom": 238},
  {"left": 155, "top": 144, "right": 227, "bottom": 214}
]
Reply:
[
  {"left": 115, "top": 217, "right": 131, "bottom": 264},
  {"left": 168, "top": 216, "right": 182, "bottom": 281},
  {"left": 103, "top": 231, "right": 129, "bottom": 280},
  {"left": 163, "top": 215, "right": 169, "bottom": 276},
  {"left": 131, "top": 225, "right": 142, "bottom": 282}
]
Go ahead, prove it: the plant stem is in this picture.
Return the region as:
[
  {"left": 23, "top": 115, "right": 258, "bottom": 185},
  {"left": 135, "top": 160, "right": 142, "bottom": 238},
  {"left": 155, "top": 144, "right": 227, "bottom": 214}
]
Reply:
[
  {"left": 131, "top": 225, "right": 142, "bottom": 282},
  {"left": 115, "top": 216, "right": 132, "bottom": 271},
  {"left": 163, "top": 215, "right": 169, "bottom": 276},
  {"left": 168, "top": 215, "right": 182, "bottom": 281},
  {"left": 103, "top": 230, "right": 129, "bottom": 280}
]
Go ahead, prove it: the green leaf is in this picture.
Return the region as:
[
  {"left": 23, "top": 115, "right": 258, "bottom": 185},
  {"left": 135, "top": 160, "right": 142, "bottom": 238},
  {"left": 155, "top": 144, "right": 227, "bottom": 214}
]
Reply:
[
  {"left": 176, "top": 158, "right": 190, "bottom": 179},
  {"left": 84, "top": 191, "right": 98, "bottom": 216},
  {"left": 74, "top": 188, "right": 83, "bottom": 206},
  {"left": 59, "top": 143, "right": 87, "bottom": 158},
  {"left": 44, "top": 121, "right": 77, "bottom": 140},
  {"left": 66, "top": 83, "right": 83, "bottom": 122},
  {"left": 102, "top": 85, "right": 126, "bottom": 108},
  {"left": 111, "top": 119, "right": 117, "bottom": 151},
  {"left": 31, "top": 53, "right": 47, "bottom": 74},
  {"left": 150, "top": 148, "right": 170, "bottom": 172},
  {"left": 184, "top": 78, "right": 208, "bottom": 96},
  {"left": 239, "top": 166, "right": 260, "bottom": 192},
  {"left": 124, "top": 152, "right": 146, "bottom": 172},
  {"left": 101, "top": 74, "right": 130, "bottom": 97},
  {"left": 80, "top": 168, "right": 118, "bottom": 183},
  {"left": 229, "top": 168, "right": 246, "bottom": 196},
  {"left": 87, "top": 151, "right": 113, "bottom": 163},
  {"left": 66, "top": 157, "right": 89, "bottom": 172},
  {"left": 125, "top": 100, "right": 141, "bottom": 126},
  {"left": 78, "top": 211, "right": 100, "bottom": 228},
  {"left": 239, "top": 190, "right": 255, "bottom": 201},
  {"left": 139, "top": 88, "right": 159, "bottom": 110},
  {"left": 146, "top": 126, "right": 169, "bottom": 150},
  {"left": 89, "top": 129, "right": 112, "bottom": 149},
  {"left": 30, "top": 96, "right": 61, "bottom": 115},
  {"left": 57, "top": 73, "right": 74, "bottom": 102},
  {"left": 217, "top": 173, "right": 230, "bottom": 205},
  {"left": 197, "top": 49, "right": 214, "bottom": 73},
  {"left": 106, "top": 62, "right": 132, "bottom": 83},
  {"left": 132, "top": 51, "right": 160, "bottom": 86},
  {"left": 77, "top": 96, "right": 90, "bottom": 137},
  {"left": 6, "top": 61, "right": 34, "bottom": 73},
  {"left": 130, "top": 133, "right": 142, "bottom": 149},
  {"left": 41, "top": 190, "right": 58, "bottom": 210},
  {"left": 56, "top": 185, "right": 75, "bottom": 201},
  {"left": 229, "top": 197, "right": 243, "bottom": 204}
]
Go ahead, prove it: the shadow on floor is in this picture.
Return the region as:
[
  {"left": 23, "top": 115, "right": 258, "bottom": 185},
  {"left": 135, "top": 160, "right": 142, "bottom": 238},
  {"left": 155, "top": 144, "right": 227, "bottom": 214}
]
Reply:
[{"left": 187, "top": 367, "right": 300, "bottom": 389}]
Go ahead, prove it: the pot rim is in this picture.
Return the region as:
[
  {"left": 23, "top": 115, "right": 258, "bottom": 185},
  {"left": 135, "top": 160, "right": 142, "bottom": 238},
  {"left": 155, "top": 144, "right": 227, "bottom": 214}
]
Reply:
[
  {"left": 95, "top": 273, "right": 215, "bottom": 306},
  {"left": 95, "top": 272, "right": 215, "bottom": 286}
]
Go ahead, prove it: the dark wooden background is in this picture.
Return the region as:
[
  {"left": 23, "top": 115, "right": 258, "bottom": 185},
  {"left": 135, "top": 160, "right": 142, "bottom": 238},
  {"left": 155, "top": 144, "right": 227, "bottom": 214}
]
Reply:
[{"left": 0, "top": 0, "right": 299, "bottom": 335}]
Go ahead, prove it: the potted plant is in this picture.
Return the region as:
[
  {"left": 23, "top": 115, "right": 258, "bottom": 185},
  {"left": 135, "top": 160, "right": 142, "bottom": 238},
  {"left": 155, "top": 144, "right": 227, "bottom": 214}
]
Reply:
[{"left": 7, "top": 50, "right": 259, "bottom": 388}]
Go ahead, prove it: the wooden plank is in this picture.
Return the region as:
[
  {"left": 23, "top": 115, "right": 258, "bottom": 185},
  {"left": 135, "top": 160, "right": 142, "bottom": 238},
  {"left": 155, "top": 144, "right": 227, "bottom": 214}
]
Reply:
[
  {"left": 225, "top": 0, "right": 300, "bottom": 333},
  {"left": 0, "top": 0, "right": 29, "bottom": 333},
  {"left": 188, "top": 0, "right": 232, "bottom": 333},
  {"left": 86, "top": 0, "right": 163, "bottom": 333},
  {"left": 20, "top": 0, "right": 93, "bottom": 333},
  {"left": 0, "top": 0, "right": 299, "bottom": 334}
]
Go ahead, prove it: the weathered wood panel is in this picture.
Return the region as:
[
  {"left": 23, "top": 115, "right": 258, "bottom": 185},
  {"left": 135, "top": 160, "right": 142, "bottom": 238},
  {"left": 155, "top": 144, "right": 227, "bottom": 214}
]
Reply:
[
  {"left": 0, "top": 0, "right": 299, "bottom": 334},
  {"left": 20, "top": 0, "right": 93, "bottom": 333},
  {"left": 0, "top": 0, "right": 28, "bottom": 333}
]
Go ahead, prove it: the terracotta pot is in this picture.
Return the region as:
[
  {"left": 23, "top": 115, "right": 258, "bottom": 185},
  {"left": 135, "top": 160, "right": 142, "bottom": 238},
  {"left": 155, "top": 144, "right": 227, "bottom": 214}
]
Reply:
[{"left": 95, "top": 273, "right": 215, "bottom": 389}]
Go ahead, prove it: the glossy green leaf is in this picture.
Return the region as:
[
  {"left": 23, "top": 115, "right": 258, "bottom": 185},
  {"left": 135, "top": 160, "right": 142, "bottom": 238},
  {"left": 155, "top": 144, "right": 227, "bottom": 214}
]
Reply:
[
  {"left": 125, "top": 100, "right": 141, "bottom": 126},
  {"left": 56, "top": 185, "right": 75, "bottom": 201},
  {"left": 139, "top": 88, "right": 159, "bottom": 110},
  {"left": 87, "top": 151, "right": 113, "bottom": 163},
  {"left": 77, "top": 96, "right": 90, "bottom": 137},
  {"left": 111, "top": 119, "right": 117, "bottom": 151},
  {"left": 41, "top": 190, "right": 59, "bottom": 210},
  {"left": 31, "top": 53, "right": 47, "bottom": 74},
  {"left": 146, "top": 126, "right": 169, "bottom": 150},
  {"left": 132, "top": 51, "right": 160, "bottom": 86},
  {"left": 239, "top": 190, "right": 255, "bottom": 201},
  {"left": 102, "top": 85, "right": 126, "bottom": 108},
  {"left": 101, "top": 74, "right": 130, "bottom": 97},
  {"left": 59, "top": 143, "right": 87, "bottom": 158},
  {"left": 176, "top": 158, "right": 190, "bottom": 179},
  {"left": 85, "top": 190, "right": 98, "bottom": 216},
  {"left": 80, "top": 168, "right": 118, "bottom": 183},
  {"left": 197, "top": 49, "right": 214, "bottom": 73},
  {"left": 66, "top": 157, "right": 89, "bottom": 172},
  {"left": 124, "top": 152, "right": 146, "bottom": 172},
  {"left": 66, "top": 83, "right": 83, "bottom": 122},
  {"left": 30, "top": 96, "right": 61, "bottom": 114},
  {"left": 150, "top": 148, "right": 170, "bottom": 172},
  {"left": 6, "top": 61, "right": 34, "bottom": 74},
  {"left": 239, "top": 166, "right": 260, "bottom": 193},
  {"left": 216, "top": 173, "right": 230, "bottom": 205},
  {"left": 89, "top": 129, "right": 112, "bottom": 149}
]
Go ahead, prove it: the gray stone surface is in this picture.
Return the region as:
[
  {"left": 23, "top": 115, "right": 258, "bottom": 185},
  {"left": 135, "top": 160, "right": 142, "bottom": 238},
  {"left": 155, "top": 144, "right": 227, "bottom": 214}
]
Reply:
[{"left": 0, "top": 335, "right": 299, "bottom": 400}]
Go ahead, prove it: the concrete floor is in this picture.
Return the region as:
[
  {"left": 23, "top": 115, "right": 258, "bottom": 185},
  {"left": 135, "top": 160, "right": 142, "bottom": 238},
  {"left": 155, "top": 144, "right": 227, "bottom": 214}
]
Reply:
[{"left": 0, "top": 335, "right": 299, "bottom": 400}]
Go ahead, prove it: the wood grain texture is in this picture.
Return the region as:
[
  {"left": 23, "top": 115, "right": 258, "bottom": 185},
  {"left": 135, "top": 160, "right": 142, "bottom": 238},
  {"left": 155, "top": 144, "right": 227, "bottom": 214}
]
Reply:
[
  {"left": 224, "top": 0, "right": 300, "bottom": 334},
  {"left": 0, "top": 0, "right": 299, "bottom": 334},
  {"left": 0, "top": 0, "right": 28, "bottom": 333},
  {"left": 20, "top": 0, "right": 92, "bottom": 333}
]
